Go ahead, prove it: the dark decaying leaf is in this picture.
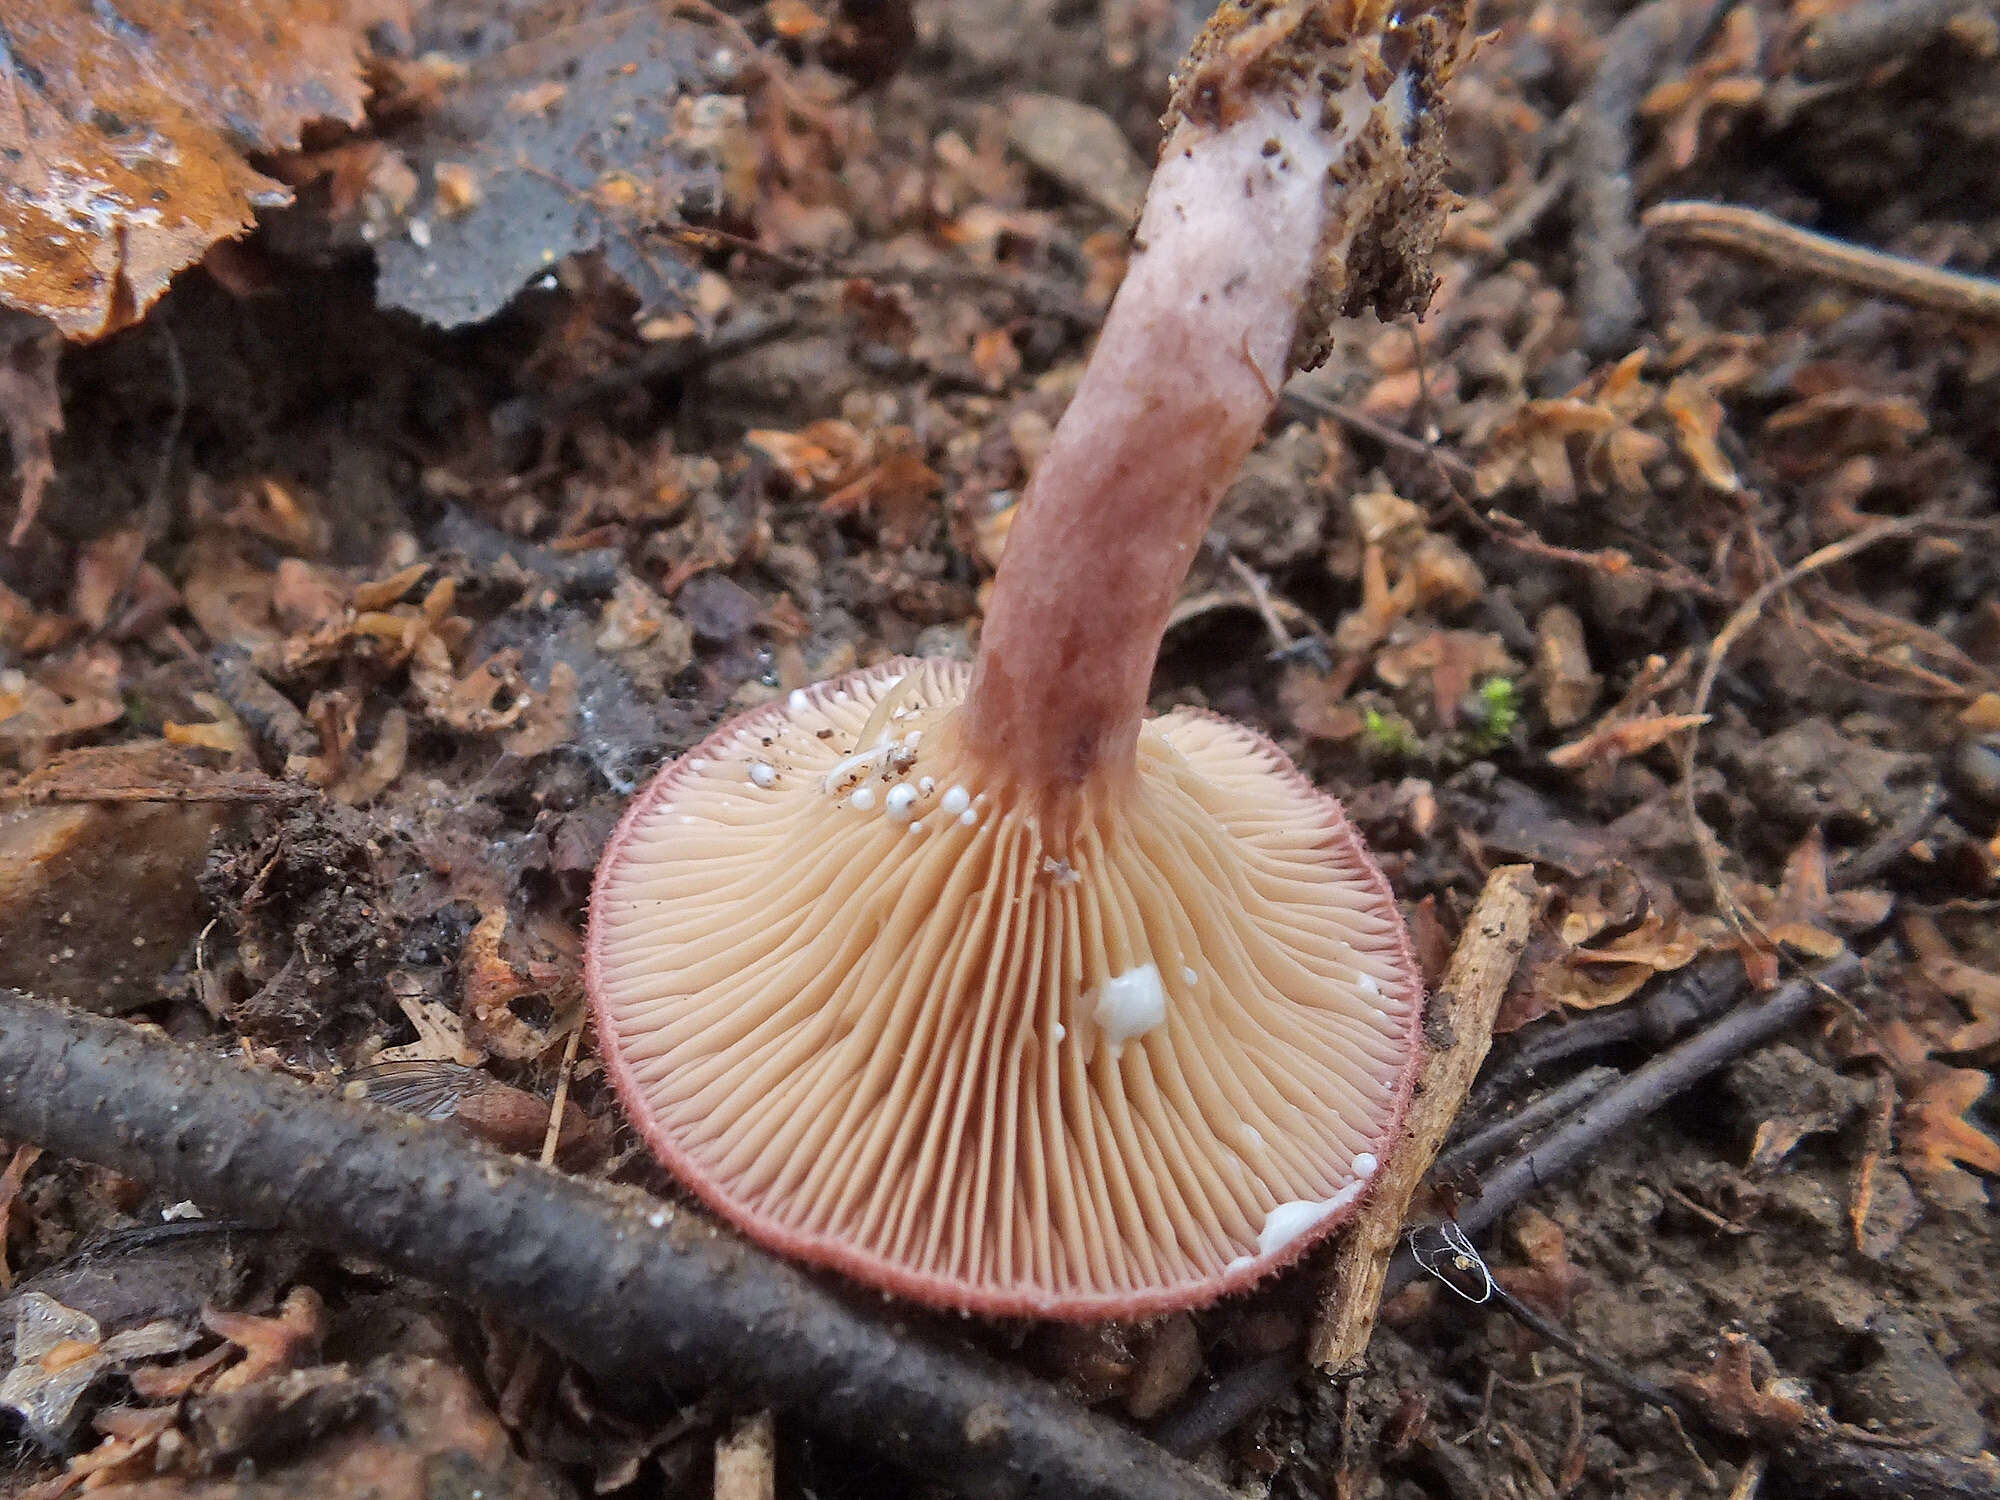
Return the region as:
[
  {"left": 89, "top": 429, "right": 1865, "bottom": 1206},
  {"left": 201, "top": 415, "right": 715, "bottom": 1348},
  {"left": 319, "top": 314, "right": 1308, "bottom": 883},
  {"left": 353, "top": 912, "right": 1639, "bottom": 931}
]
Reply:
[
  {"left": 0, "top": 0, "right": 400, "bottom": 340},
  {"left": 370, "top": 3, "right": 748, "bottom": 328}
]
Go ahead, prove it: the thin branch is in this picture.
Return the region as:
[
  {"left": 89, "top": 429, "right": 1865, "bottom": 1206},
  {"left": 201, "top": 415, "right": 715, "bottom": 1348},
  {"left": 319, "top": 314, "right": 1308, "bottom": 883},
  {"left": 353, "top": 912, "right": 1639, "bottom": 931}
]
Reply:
[
  {"left": 1150, "top": 951, "right": 1859, "bottom": 1455},
  {"left": 1643, "top": 201, "right": 2000, "bottom": 324},
  {"left": 1313, "top": 866, "right": 1543, "bottom": 1369},
  {"left": 1436, "top": 1066, "right": 1623, "bottom": 1178},
  {"left": 0, "top": 990, "right": 1226, "bottom": 1500},
  {"left": 1466, "top": 951, "right": 1746, "bottom": 1116},
  {"left": 1453, "top": 950, "right": 1862, "bottom": 1242}
]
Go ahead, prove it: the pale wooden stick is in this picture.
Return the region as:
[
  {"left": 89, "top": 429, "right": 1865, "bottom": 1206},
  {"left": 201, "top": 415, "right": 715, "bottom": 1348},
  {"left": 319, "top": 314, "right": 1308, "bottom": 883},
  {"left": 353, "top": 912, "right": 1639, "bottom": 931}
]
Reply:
[
  {"left": 538, "top": 1015, "right": 585, "bottom": 1167},
  {"left": 1310, "top": 865, "right": 1541, "bottom": 1369},
  {"left": 714, "top": 1410, "right": 777, "bottom": 1500}
]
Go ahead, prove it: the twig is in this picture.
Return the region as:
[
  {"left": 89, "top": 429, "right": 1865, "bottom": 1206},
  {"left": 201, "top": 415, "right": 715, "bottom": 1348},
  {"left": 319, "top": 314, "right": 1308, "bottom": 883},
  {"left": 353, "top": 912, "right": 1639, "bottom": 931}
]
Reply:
[
  {"left": 1488, "top": 1286, "right": 2000, "bottom": 1500},
  {"left": 1776, "top": 1433, "right": 2000, "bottom": 1498},
  {"left": 539, "top": 1015, "right": 585, "bottom": 1167},
  {"left": 1643, "top": 201, "right": 2000, "bottom": 323},
  {"left": 1567, "top": 0, "right": 1729, "bottom": 353},
  {"left": 1280, "top": 388, "right": 1479, "bottom": 489},
  {"left": 715, "top": 1410, "right": 777, "bottom": 1500},
  {"left": 1223, "top": 553, "right": 1303, "bottom": 659},
  {"left": 1149, "top": 1354, "right": 1301, "bottom": 1456},
  {"left": 0, "top": 990, "right": 1227, "bottom": 1500},
  {"left": 1454, "top": 950, "right": 1861, "bottom": 1241},
  {"left": 1487, "top": 1282, "right": 1691, "bottom": 1417},
  {"left": 1466, "top": 951, "right": 1746, "bottom": 1116},
  {"left": 1313, "top": 866, "right": 1543, "bottom": 1369},
  {"left": 1830, "top": 782, "right": 1945, "bottom": 890},
  {"left": 208, "top": 644, "right": 318, "bottom": 769},
  {"left": 1798, "top": 0, "right": 1999, "bottom": 78},
  {"left": 1435, "top": 1065, "right": 1623, "bottom": 1178},
  {"left": 1151, "top": 952, "right": 1858, "bottom": 1454}
]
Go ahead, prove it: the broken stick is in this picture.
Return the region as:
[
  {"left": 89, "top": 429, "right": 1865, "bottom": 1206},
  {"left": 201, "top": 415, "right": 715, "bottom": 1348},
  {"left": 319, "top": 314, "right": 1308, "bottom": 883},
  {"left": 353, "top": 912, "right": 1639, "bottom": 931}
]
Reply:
[
  {"left": 1311, "top": 864, "right": 1541, "bottom": 1369},
  {"left": 0, "top": 989, "right": 1225, "bottom": 1500}
]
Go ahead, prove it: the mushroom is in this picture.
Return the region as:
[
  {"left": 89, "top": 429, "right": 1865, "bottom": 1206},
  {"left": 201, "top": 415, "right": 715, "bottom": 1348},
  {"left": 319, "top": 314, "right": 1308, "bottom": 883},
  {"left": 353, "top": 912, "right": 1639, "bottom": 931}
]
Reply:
[{"left": 589, "top": 0, "right": 1468, "bottom": 1320}]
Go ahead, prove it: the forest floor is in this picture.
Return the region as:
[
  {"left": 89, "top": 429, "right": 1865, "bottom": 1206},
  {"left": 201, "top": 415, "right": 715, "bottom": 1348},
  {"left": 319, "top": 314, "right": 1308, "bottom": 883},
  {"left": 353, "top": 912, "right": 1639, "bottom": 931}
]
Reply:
[{"left": 2, "top": 0, "right": 1999, "bottom": 1495}]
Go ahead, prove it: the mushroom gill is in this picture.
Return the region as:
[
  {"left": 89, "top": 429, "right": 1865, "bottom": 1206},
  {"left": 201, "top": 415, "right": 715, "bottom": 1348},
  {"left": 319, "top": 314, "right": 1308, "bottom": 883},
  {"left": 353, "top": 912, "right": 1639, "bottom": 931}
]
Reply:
[{"left": 588, "top": 658, "right": 1419, "bottom": 1318}]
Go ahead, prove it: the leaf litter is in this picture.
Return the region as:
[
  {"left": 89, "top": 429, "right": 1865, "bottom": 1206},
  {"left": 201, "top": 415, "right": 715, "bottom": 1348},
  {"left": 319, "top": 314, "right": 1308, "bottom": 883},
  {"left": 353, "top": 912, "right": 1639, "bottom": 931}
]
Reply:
[{"left": 0, "top": 0, "right": 1998, "bottom": 1492}]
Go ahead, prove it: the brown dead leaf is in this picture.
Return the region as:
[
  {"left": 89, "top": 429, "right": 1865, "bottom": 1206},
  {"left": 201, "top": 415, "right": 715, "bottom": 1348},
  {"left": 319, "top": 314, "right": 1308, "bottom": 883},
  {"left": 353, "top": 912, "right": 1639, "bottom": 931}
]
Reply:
[
  {"left": 127, "top": 1342, "right": 235, "bottom": 1401},
  {"left": 459, "top": 909, "right": 578, "bottom": 1061},
  {"left": 1374, "top": 631, "right": 1515, "bottom": 731},
  {"left": 1476, "top": 352, "right": 1665, "bottom": 504},
  {"left": 1570, "top": 909, "right": 1710, "bottom": 971},
  {"left": 500, "top": 664, "right": 578, "bottom": 759},
  {"left": 205, "top": 1286, "right": 326, "bottom": 1393},
  {"left": 378, "top": 971, "right": 486, "bottom": 1068},
  {"left": 1662, "top": 374, "right": 1739, "bottom": 493},
  {"left": 1494, "top": 1207, "right": 1579, "bottom": 1320},
  {"left": 0, "top": 645, "right": 125, "bottom": 755},
  {"left": 1901, "top": 912, "right": 2000, "bottom": 1053},
  {"left": 1671, "top": 1334, "right": 1813, "bottom": 1441},
  {"left": 410, "top": 641, "right": 529, "bottom": 735},
  {"left": 1901, "top": 1064, "right": 2000, "bottom": 1180},
  {"left": 0, "top": 0, "right": 399, "bottom": 340},
  {"left": 0, "top": 740, "right": 296, "bottom": 804}
]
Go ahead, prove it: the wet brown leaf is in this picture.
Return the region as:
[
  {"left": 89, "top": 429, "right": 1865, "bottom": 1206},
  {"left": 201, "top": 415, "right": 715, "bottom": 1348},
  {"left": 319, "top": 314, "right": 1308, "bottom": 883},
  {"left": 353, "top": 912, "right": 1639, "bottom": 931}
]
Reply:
[
  {"left": 1670, "top": 1334, "right": 1813, "bottom": 1441},
  {"left": 1901, "top": 912, "right": 2000, "bottom": 1053},
  {"left": 205, "top": 1287, "right": 325, "bottom": 1394},
  {"left": 0, "top": 0, "right": 398, "bottom": 339},
  {"left": 1901, "top": 1064, "right": 2000, "bottom": 1180}
]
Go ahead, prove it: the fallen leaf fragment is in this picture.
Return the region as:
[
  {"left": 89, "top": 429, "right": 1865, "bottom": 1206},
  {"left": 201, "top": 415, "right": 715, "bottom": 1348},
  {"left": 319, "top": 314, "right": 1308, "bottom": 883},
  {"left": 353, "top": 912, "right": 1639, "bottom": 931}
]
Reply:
[
  {"left": 1535, "top": 605, "right": 1600, "bottom": 729},
  {"left": 205, "top": 1287, "right": 326, "bottom": 1394},
  {"left": 1901, "top": 1064, "right": 2000, "bottom": 1180},
  {"left": 1901, "top": 912, "right": 2000, "bottom": 1053},
  {"left": 1670, "top": 1334, "right": 1813, "bottom": 1441},
  {"left": 0, "top": 0, "right": 398, "bottom": 339},
  {"left": 1548, "top": 712, "right": 1709, "bottom": 769}
]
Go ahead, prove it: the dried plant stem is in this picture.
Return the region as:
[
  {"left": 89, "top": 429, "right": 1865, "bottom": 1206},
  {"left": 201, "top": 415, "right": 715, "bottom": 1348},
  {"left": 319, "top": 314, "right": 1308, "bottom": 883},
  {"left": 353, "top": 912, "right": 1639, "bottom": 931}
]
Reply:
[
  {"left": 1311, "top": 865, "right": 1542, "bottom": 1369},
  {"left": 539, "top": 1015, "right": 585, "bottom": 1167},
  {"left": 0, "top": 990, "right": 1227, "bottom": 1500},
  {"left": 1435, "top": 1065, "right": 1624, "bottom": 1178},
  {"left": 1644, "top": 201, "right": 2000, "bottom": 323}
]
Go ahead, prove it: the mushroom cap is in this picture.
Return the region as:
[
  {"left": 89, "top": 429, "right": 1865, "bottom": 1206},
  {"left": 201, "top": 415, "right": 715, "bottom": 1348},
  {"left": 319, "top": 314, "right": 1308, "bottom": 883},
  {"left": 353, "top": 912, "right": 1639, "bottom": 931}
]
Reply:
[{"left": 587, "top": 658, "right": 1421, "bottom": 1319}]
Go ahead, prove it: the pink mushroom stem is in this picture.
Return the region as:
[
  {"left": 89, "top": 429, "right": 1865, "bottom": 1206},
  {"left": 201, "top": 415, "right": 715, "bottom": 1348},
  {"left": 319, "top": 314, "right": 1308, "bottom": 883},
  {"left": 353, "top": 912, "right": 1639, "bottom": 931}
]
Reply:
[{"left": 960, "top": 0, "right": 1461, "bottom": 801}]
